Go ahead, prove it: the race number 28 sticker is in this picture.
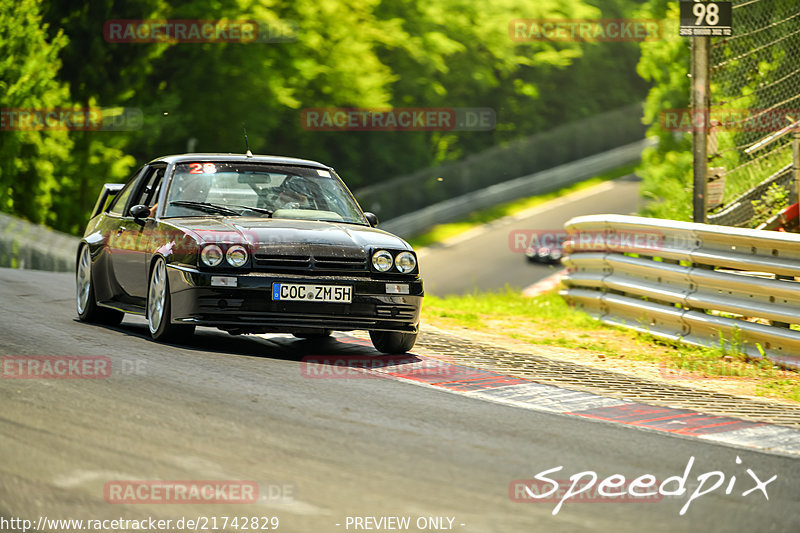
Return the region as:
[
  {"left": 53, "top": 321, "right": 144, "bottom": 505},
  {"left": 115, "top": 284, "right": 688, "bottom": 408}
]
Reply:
[{"left": 189, "top": 163, "right": 217, "bottom": 174}]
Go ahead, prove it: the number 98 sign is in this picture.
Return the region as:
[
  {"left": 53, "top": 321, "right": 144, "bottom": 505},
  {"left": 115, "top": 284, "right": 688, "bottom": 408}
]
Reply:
[{"left": 679, "top": 1, "right": 732, "bottom": 37}]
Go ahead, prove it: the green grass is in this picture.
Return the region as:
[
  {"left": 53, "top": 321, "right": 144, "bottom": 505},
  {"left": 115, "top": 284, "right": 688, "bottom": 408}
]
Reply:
[
  {"left": 408, "top": 162, "right": 639, "bottom": 248},
  {"left": 422, "top": 288, "right": 800, "bottom": 403}
]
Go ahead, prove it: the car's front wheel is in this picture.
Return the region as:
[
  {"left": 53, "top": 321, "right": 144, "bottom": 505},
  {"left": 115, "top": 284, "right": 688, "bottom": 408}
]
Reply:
[
  {"left": 147, "top": 258, "right": 195, "bottom": 342},
  {"left": 369, "top": 331, "right": 417, "bottom": 354},
  {"left": 76, "top": 245, "right": 124, "bottom": 325}
]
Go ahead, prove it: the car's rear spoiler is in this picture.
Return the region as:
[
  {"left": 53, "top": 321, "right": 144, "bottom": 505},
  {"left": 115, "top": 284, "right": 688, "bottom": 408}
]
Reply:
[{"left": 91, "top": 183, "right": 125, "bottom": 218}]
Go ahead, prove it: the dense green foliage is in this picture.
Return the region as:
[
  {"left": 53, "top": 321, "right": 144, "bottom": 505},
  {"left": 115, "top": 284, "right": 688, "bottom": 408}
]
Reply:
[
  {"left": 3, "top": 0, "right": 647, "bottom": 234},
  {"left": 635, "top": 0, "right": 692, "bottom": 220},
  {"left": 0, "top": 0, "right": 71, "bottom": 225}
]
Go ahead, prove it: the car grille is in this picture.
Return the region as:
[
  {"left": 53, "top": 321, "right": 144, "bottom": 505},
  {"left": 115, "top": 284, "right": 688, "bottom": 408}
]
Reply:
[
  {"left": 254, "top": 254, "right": 311, "bottom": 269},
  {"left": 254, "top": 253, "right": 368, "bottom": 275}
]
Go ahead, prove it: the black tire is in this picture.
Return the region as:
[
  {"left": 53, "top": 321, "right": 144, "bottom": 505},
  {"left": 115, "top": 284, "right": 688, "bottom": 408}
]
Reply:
[
  {"left": 76, "top": 245, "right": 124, "bottom": 326},
  {"left": 147, "top": 258, "right": 195, "bottom": 342},
  {"left": 369, "top": 331, "right": 418, "bottom": 354}
]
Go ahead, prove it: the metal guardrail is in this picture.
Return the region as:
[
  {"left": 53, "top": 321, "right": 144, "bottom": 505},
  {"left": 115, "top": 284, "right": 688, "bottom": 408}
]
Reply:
[
  {"left": 0, "top": 212, "right": 78, "bottom": 272},
  {"left": 356, "top": 103, "right": 646, "bottom": 220},
  {"left": 707, "top": 163, "right": 793, "bottom": 227},
  {"left": 379, "top": 139, "right": 653, "bottom": 238},
  {"left": 560, "top": 214, "right": 800, "bottom": 367}
]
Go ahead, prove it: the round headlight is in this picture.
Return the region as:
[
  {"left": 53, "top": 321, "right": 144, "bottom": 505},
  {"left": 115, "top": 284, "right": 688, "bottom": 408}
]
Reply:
[
  {"left": 226, "top": 245, "right": 248, "bottom": 267},
  {"left": 201, "top": 244, "right": 224, "bottom": 267},
  {"left": 372, "top": 250, "right": 393, "bottom": 272},
  {"left": 395, "top": 251, "right": 417, "bottom": 273}
]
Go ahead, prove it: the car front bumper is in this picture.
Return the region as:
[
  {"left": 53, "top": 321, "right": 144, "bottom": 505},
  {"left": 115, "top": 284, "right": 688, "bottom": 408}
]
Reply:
[{"left": 166, "top": 265, "right": 423, "bottom": 334}]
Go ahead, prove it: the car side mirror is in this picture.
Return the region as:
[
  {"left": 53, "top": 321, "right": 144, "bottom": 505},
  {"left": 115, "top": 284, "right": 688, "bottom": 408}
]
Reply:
[
  {"left": 364, "top": 212, "right": 379, "bottom": 227},
  {"left": 130, "top": 204, "right": 151, "bottom": 220}
]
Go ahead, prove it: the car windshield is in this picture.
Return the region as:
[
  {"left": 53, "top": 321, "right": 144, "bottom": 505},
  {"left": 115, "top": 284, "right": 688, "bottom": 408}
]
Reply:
[{"left": 163, "top": 162, "right": 367, "bottom": 224}]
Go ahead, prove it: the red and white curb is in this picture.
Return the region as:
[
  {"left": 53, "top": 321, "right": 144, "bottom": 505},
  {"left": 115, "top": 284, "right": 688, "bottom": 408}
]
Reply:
[
  {"left": 522, "top": 269, "right": 567, "bottom": 297},
  {"left": 333, "top": 334, "right": 800, "bottom": 456}
]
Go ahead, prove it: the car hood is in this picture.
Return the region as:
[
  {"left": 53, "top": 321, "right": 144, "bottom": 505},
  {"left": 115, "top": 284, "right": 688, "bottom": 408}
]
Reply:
[{"left": 165, "top": 217, "right": 412, "bottom": 255}]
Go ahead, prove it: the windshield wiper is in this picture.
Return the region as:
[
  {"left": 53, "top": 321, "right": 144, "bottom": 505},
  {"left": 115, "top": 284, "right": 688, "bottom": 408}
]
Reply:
[
  {"left": 315, "top": 219, "right": 367, "bottom": 226},
  {"left": 223, "top": 204, "right": 273, "bottom": 217},
  {"left": 169, "top": 201, "right": 241, "bottom": 216}
]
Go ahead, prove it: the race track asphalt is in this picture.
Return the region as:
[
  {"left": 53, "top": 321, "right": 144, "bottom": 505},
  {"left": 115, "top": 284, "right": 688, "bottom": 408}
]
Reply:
[{"left": 1, "top": 267, "right": 798, "bottom": 533}]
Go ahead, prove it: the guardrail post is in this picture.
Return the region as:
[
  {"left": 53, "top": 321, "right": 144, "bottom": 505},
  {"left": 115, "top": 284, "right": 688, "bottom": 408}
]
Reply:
[
  {"left": 792, "top": 129, "right": 800, "bottom": 207},
  {"left": 773, "top": 274, "right": 793, "bottom": 329},
  {"left": 692, "top": 36, "right": 710, "bottom": 223}
]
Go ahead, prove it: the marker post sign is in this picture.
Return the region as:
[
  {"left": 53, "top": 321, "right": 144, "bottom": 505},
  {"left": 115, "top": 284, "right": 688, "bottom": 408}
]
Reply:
[
  {"left": 679, "top": 1, "right": 732, "bottom": 37},
  {"left": 680, "top": 1, "right": 733, "bottom": 222}
]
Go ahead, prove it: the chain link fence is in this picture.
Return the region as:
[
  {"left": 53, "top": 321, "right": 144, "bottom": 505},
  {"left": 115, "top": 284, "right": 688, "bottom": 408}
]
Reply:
[{"left": 707, "top": 0, "right": 800, "bottom": 227}]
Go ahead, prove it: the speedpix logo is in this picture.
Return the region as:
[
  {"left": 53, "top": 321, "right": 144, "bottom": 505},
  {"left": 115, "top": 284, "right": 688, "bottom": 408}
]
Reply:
[{"left": 512, "top": 456, "right": 776, "bottom": 516}]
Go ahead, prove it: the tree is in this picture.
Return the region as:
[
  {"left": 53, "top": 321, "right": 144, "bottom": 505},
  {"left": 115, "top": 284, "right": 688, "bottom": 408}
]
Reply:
[
  {"left": 635, "top": 0, "right": 692, "bottom": 220},
  {"left": 9, "top": 0, "right": 652, "bottom": 232},
  {"left": 0, "top": 0, "right": 72, "bottom": 226}
]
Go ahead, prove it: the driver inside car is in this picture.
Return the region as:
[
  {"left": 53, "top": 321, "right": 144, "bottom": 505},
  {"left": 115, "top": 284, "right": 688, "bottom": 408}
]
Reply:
[{"left": 276, "top": 177, "right": 313, "bottom": 209}]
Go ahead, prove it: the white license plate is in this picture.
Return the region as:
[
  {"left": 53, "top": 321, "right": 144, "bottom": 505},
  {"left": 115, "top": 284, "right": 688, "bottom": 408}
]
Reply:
[{"left": 272, "top": 283, "right": 352, "bottom": 303}]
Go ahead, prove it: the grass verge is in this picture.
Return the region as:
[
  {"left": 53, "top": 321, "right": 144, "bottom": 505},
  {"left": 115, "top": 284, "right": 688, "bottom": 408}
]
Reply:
[
  {"left": 421, "top": 288, "right": 800, "bottom": 404},
  {"left": 408, "top": 162, "right": 639, "bottom": 249}
]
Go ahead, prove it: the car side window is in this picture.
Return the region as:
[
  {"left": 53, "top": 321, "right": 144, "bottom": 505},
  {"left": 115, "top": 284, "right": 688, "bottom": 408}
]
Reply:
[
  {"left": 107, "top": 178, "right": 137, "bottom": 216},
  {"left": 132, "top": 166, "right": 165, "bottom": 208}
]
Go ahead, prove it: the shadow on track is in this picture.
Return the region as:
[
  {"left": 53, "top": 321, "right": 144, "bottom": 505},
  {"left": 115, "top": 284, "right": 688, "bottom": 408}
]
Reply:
[{"left": 72, "top": 317, "right": 425, "bottom": 371}]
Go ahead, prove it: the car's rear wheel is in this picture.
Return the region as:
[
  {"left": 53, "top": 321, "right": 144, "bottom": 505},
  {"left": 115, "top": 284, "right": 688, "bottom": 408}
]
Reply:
[
  {"left": 369, "top": 330, "right": 417, "bottom": 354},
  {"left": 147, "top": 258, "right": 195, "bottom": 342},
  {"left": 76, "top": 245, "right": 124, "bottom": 325}
]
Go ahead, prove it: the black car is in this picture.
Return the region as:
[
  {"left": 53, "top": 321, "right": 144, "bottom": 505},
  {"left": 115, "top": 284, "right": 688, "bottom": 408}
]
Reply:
[
  {"left": 524, "top": 243, "right": 564, "bottom": 264},
  {"left": 76, "top": 153, "right": 423, "bottom": 353}
]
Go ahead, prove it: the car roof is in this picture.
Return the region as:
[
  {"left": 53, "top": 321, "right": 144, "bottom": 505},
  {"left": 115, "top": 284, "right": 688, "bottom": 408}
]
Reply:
[{"left": 148, "top": 153, "right": 331, "bottom": 169}]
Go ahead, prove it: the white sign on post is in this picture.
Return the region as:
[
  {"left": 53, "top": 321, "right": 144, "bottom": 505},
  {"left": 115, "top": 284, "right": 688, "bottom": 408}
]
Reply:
[{"left": 707, "top": 167, "right": 726, "bottom": 209}]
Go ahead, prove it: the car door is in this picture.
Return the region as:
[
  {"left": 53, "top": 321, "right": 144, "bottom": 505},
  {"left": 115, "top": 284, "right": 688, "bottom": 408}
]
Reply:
[
  {"left": 107, "top": 165, "right": 165, "bottom": 302},
  {"left": 104, "top": 167, "right": 144, "bottom": 301},
  {"left": 130, "top": 165, "right": 166, "bottom": 300}
]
